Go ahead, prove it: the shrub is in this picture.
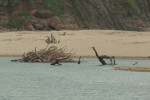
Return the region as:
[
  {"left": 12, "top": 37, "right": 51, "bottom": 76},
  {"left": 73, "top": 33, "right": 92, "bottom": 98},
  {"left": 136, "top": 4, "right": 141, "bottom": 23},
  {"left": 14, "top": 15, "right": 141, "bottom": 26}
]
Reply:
[
  {"left": 117, "top": 0, "right": 138, "bottom": 12},
  {"left": 1, "top": 19, "right": 25, "bottom": 29},
  {"left": 42, "top": 0, "right": 64, "bottom": 16}
]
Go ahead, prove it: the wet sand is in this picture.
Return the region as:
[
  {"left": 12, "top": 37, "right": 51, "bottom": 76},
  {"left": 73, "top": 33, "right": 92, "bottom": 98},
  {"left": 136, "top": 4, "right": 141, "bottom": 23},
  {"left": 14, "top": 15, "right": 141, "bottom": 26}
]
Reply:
[{"left": 114, "top": 66, "right": 150, "bottom": 72}]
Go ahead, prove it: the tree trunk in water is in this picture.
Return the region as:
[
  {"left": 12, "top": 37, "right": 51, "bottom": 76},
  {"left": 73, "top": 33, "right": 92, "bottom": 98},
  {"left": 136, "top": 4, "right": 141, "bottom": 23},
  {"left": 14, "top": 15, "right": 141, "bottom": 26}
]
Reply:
[{"left": 92, "top": 47, "right": 106, "bottom": 65}]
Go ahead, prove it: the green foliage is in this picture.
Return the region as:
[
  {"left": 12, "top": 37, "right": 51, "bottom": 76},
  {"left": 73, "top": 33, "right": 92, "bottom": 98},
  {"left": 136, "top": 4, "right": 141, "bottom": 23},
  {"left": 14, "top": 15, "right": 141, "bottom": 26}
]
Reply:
[
  {"left": 1, "top": 11, "right": 33, "bottom": 29},
  {"left": 1, "top": 0, "right": 65, "bottom": 29},
  {"left": 1, "top": 19, "right": 25, "bottom": 29},
  {"left": 20, "top": 11, "right": 34, "bottom": 21},
  {"left": 28, "top": 0, "right": 64, "bottom": 16},
  {"left": 6, "top": 0, "right": 21, "bottom": 13},
  {"left": 41, "top": 0, "right": 64, "bottom": 16},
  {"left": 117, "top": 0, "right": 138, "bottom": 12},
  {"left": 29, "top": 0, "right": 36, "bottom": 6},
  {"left": 69, "top": 0, "right": 84, "bottom": 23},
  {"left": 70, "top": 0, "right": 80, "bottom": 16},
  {"left": 7, "top": 0, "right": 21, "bottom": 6}
]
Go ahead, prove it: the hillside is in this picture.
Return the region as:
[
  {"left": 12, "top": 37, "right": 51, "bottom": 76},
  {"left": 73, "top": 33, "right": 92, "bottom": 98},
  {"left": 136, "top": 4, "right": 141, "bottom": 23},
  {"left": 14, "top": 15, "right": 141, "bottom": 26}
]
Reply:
[{"left": 0, "top": 0, "right": 150, "bottom": 31}]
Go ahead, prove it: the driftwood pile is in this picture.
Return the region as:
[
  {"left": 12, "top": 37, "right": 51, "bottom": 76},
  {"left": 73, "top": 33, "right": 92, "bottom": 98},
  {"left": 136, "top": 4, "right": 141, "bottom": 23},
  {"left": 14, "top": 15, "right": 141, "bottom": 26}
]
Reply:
[{"left": 11, "top": 46, "right": 75, "bottom": 63}]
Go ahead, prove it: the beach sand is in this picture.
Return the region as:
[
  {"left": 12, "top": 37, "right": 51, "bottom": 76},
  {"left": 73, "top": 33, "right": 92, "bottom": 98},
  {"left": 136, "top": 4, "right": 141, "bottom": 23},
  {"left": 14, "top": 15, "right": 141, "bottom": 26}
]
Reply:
[
  {"left": 0, "top": 30, "right": 150, "bottom": 58},
  {"left": 1, "top": 30, "right": 150, "bottom": 72}
]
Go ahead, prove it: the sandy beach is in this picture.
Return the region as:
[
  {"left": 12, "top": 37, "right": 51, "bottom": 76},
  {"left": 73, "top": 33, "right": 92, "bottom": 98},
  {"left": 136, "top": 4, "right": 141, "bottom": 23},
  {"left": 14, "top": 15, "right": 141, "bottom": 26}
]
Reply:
[
  {"left": 1, "top": 30, "right": 150, "bottom": 71},
  {"left": 0, "top": 30, "right": 149, "bottom": 58},
  {"left": 0, "top": 30, "right": 150, "bottom": 58}
]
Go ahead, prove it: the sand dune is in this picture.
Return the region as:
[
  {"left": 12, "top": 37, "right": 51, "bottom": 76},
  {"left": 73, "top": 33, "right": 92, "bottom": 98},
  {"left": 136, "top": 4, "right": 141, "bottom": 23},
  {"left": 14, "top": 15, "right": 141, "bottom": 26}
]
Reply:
[{"left": 0, "top": 30, "right": 150, "bottom": 59}]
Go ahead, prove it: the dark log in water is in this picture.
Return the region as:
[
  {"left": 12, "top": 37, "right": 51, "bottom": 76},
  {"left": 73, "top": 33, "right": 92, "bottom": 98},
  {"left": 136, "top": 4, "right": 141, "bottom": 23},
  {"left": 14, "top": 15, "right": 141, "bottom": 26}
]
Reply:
[
  {"left": 92, "top": 47, "right": 115, "bottom": 65},
  {"left": 92, "top": 47, "right": 106, "bottom": 65},
  {"left": 50, "top": 57, "right": 69, "bottom": 65},
  {"left": 78, "top": 56, "right": 81, "bottom": 64}
]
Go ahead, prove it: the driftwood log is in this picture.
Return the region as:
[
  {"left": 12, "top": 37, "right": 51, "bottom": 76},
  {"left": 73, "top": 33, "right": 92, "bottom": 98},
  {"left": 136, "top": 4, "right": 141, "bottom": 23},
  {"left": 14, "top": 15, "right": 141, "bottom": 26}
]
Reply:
[
  {"left": 92, "top": 47, "right": 115, "bottom": 65},
  {"left": 51, "top": 57, "right": 69, "bottom": 65}
]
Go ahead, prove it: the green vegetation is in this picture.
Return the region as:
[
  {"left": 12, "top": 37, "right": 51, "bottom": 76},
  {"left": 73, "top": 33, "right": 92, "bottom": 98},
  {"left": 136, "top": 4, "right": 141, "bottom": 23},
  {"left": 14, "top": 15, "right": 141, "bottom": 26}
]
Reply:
[
  {"left": 69, "top": 0, "right": 85, "bottom": 25},
  {"left": 41, "top": 0, "right": 64, "bottom": 16},
  {"left": 29, "top": 0, "right": 64, "bottom": 16},
  {"left": 20, "top": 11, "right": 33, "bottom": 21},
  {"left": 29, "top": 0, "right": 36, "bottom": 5},
  {"left": 117, "top": 0, "right": 138, "bottom": 12},
  {"left": 1, "top": 19, "right": 25, "bottom": 29},
  {"left": 1, "top": 0, "right": 66, "bottom": 29},
  {"left": 1, "top": 11, "right": 33, "bottom": 29},
  {"left": 7, "top": 0, "right": 21, "bottom": 6},
  {"left": 70, "top": 0, "right": 80, "bottom": 18},
  {"left": 7, "top": 0, "right": 65, "bottom": 16}
]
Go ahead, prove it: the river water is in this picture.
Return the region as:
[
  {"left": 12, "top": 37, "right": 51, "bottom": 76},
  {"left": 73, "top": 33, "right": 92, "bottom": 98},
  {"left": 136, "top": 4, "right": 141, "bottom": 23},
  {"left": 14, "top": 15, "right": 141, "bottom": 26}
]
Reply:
[{"left": 0, "top": 57, "right": 150, "bottom": 100}]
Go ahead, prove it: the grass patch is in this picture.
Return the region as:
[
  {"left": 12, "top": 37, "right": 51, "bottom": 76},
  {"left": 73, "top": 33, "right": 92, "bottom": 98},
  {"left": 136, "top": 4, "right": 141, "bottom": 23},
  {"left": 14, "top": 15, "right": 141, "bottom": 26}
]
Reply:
[
  {"left": 117, "top": 0, "right": 138, "bottom": 12},
  {"left": 28, "top": 0, "right": 64, "bottom": 16},
  {"left": 7, "top": 0, "right": 21, "bottom": 6},
  {"left": 41, "top": 0, "right": 64, "bottom": 16},
  {"left": 70, "top": 0, "right": 80, "bottom": 17},
  {"left": 20, "top": 11, "right": 34, "bottom": 21},
  {"left": 7, "top": 0, "right": 65, "bottom": 16},
  {"left": 7, "top": 0, "right": 21, "bottom": 13},
  {"left": 1, "top": 19, "right": 25, "bottom": 29},
  {"left": 1, "top": 11, "right": 33, "bottom": 29},
  {"left": 29, "top": 0, "right": 36, "bottom": 5}
]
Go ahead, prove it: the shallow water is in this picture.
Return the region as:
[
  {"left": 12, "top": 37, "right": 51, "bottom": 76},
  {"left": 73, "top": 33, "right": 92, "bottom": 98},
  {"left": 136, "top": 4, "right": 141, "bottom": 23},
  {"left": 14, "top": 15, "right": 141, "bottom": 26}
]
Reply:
[{"left": 0, "top": 57, "right": 150, "bottom": 100}]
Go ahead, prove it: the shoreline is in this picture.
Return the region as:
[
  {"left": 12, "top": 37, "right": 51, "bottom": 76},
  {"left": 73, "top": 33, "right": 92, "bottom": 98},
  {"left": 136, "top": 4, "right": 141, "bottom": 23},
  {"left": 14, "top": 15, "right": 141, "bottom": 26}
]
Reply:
[
  {"left": 0, "top": 55, "right": 150, "bottom": 60},
  {"left": 2, "top": 54, "right": 150, "bottom": 72}
]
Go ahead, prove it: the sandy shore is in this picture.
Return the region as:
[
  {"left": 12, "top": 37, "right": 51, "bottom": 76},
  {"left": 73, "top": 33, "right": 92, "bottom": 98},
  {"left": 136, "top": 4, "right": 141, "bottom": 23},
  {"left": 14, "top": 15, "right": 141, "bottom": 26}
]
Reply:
[
  {"left": 0, "top": 30, "right": 150, "bottom": 59},
  {"left": 114, "top": 66, "right": 150, "bottom": 72}
]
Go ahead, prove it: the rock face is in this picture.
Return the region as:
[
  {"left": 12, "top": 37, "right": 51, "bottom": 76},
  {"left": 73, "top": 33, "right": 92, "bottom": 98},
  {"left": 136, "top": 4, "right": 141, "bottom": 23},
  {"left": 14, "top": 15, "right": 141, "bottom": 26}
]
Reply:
[
  {"left": 0, "top": 0, "right": 150, "bottom": 31},
  {"left": 68, "top": 0, "right": 150, "bottom": 31}
]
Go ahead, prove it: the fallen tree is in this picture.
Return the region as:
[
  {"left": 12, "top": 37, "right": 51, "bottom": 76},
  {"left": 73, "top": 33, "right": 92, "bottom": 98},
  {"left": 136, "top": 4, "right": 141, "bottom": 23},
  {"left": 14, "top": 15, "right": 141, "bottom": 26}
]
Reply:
[
  {"left": 51, "top": 57, "right": 70, "bottom": 65},
  {"left": 11, "top": 46, "right": 75, "bottom": 63},
  {"left": 92, "top": 47, "right": 115, "bottom": 65}
]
